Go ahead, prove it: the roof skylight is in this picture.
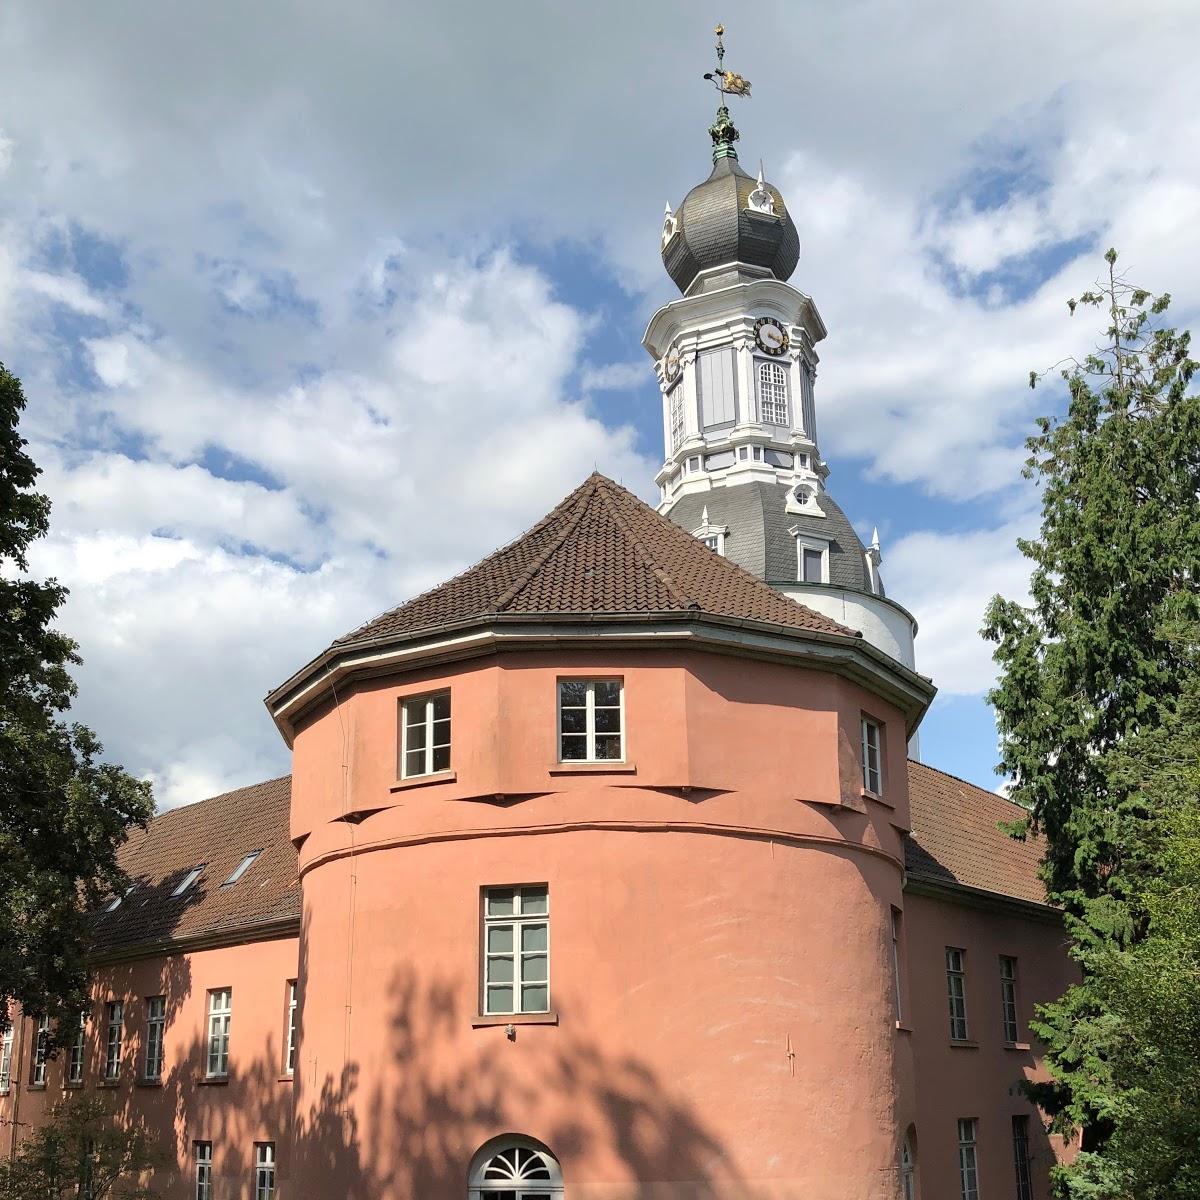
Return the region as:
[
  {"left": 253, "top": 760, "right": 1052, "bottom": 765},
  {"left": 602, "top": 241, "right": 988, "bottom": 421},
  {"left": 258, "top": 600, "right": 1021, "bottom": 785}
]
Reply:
[
  {"left": 221, "top": 850, "right": 262, "bottom": 887},
  {"left": 171, "top": 865, "right": 205, "bottom": 897},
  {"left": 104, "top": 884, "right": 135, "bottom": 913}
]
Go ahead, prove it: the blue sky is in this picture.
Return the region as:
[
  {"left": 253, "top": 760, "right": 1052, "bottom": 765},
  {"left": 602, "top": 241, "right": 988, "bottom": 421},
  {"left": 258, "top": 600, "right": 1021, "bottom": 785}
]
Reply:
[{"left": 1, "top": 0, "right": 1197, "bottom": 807}]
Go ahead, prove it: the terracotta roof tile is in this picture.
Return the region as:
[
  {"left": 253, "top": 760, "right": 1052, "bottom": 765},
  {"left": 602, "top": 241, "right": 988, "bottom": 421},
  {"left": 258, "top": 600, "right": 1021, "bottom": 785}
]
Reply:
[
  {"left": 93, "top": 776, "right": 298, "bottom": 955},
  {"left": 906, "top": 760, "right": 1048, "bottom": 907},
  {"left": 335, "top": 473, "right": 855, "bottom": 647}
]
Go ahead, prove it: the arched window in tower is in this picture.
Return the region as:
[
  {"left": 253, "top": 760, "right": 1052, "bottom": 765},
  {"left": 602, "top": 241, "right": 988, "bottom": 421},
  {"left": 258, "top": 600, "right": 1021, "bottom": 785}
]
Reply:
[
  {"left": 469, "top": 1136, "right": 563, "bottom": 1200},
  {"left": 900, "top": 1135, "right": 917, "bottom": 1200},
  {"left": 757, "top": 360, "right": 789, "bottom": 426},
  {"left": 669, "top": 386, "right": 686, "bottom": 452}
]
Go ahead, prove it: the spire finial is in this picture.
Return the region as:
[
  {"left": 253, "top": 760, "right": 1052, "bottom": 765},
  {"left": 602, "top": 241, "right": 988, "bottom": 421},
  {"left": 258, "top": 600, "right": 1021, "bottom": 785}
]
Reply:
[{"left": 703, "top": 23, "right": 752, "bottom": 162}]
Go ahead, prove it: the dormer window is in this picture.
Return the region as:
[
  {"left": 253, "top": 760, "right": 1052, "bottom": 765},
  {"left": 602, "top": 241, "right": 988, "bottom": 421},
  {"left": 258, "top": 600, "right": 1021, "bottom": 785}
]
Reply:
[
  {"left": 692, "top": 507, "right": 728, "bottom": 556},
  {"left": 171, "top": 865, "right": 205, "bottom": 897},
  {"left": 757, "top": 360, "right": 789, "bottom": 425},
  {"left": 795, "top": 535, "right": 829, "bottom": 584}
]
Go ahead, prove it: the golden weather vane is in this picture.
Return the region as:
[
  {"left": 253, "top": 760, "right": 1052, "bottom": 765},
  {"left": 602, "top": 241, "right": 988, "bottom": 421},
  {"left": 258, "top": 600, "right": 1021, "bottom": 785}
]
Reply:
[{"left": 703, "top": 23, "right": 750, "bottom": 159}]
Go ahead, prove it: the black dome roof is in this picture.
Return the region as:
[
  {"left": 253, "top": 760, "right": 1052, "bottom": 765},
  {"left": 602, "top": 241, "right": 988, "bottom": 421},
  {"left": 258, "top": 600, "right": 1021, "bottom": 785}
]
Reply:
[{"left": 662, "top": 156, "right": 800, "bottom": 295}]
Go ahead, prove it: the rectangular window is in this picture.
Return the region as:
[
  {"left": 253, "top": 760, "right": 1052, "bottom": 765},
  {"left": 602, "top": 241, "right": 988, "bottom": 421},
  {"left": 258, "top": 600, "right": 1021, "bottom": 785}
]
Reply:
[
  {"left": 699, "top": 347, "right": 736, "bottom": 428},
  {"left": 254, "top": 1143, "right": 276, "bottom": 1200},
  {"left": 144, "top": 996, "right": 166, "bottom": 1080},
  {"left": 861, "top": 716, "right": 883, "bottom": 795},
  {"left": 800, "top": 545, "right": 824, "bottom": 583},
  {"left": 483, "top": 886, "right": 550, "bottom": 1015},
  {"left": 206, "top": 989, "right": 231, "bottom": 1078},
  {"left": 80, "top": 1137, "right": 95, "bottom": 1200},
  {"left": 0, "top": 1025, "right": 13, "bottom": 1093},
  {"left": 194, "top": 1142, "right": 213, "bottom": 1200},
  {"left": 1012, "top": 1115, "right": 1033, "bottom": 1200},
  {"left": 104, "top": 1001, "right": 123, "bottom": 1080},
  {"left": 757, "top": 359, "right": 789, "bottom": 425},
  {"left": 284, "top": 981, "right": 297, "bottom": 1076},
  {"left": 890, "top": 908, "right": 904, "bottom": 1023},
  {"left": 172, "top": 865, "right": 205, "bottom": 897},
  {"left": 958, "top": 1118, "right": 980, "bottom": 1200},
  {"left": 558, "top": 679, "right": 623, "bottom": 762},
  {"left": 946, "top": 948, "right": 969, "bottom": 1041},
  {"left": 670, "top": 387, "right": 686, "bottom": 452},
  {"left": 31, "top": 1015, "right": 49, "bottom": 1086},
  {"left": 222, "top": 851, "right": 261, "bottom": 887},
  {"left": 68, "top": 1011, "right": 86, "bottom": 1083},
  {"left": 1000, "top": 955, "right": 1020, "bottom": 1043},
  {"left": 401, "top": 692, "right": 451, "bottom": 778}
]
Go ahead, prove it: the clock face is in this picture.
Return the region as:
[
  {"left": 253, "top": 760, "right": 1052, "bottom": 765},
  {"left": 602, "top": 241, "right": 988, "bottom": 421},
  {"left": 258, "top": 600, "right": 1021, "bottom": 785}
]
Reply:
[
  {"left": 664, "top": 350, "right": 681, "bottom": 381},
  {"left": 754, "top": 317, "right": 790, "bottom": 356}
]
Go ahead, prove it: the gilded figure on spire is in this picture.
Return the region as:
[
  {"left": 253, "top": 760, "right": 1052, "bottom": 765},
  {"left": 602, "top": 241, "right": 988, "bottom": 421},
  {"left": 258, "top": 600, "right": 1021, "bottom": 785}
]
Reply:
[{"left": 702, "top": 23, "right": 750, "bottom": 160}]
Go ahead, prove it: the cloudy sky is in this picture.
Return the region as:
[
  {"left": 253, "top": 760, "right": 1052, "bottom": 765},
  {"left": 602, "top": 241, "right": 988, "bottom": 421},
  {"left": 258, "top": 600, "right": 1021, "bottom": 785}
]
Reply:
[{"left": 2, "top": 1, "right": 1197, "bottom": 809}]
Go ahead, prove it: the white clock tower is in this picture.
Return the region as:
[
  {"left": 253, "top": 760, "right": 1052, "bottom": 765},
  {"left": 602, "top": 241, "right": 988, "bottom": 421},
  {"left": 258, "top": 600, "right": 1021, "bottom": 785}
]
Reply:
[{"left": 645, "top": 28, "right": 918, "bottom": 677}]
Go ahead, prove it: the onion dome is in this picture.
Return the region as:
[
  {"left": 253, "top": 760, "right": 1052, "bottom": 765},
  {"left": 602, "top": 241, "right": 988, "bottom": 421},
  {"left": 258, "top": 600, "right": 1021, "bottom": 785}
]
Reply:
[{"left": 661, "top": 151, "right": 800, "bottom": 295}]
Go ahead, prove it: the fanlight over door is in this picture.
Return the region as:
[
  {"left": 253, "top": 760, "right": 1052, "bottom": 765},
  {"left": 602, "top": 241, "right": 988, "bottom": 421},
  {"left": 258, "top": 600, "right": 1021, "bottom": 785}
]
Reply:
[{"left": 469, "top": 1138, "right": 563, "bottom": 1200}]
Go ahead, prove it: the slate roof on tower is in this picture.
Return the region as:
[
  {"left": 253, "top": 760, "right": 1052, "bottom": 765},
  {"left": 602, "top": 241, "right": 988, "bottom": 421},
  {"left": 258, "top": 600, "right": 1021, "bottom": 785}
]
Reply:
[{"left": 334, "top": 472, "right": 856, "bottom": 647}]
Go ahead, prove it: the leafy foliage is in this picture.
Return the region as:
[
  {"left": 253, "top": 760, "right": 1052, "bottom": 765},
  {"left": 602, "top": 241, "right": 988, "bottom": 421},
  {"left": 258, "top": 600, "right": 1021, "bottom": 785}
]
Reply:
[
  {"left": 0, "top": 363, "right": 153, "bottom": 1040},
  {"left": 0, "top": 1095, "right": 162, "bottom": 1200},
  {"left": 983, "top": 251, "right": 1200, "bottom": 1197}
]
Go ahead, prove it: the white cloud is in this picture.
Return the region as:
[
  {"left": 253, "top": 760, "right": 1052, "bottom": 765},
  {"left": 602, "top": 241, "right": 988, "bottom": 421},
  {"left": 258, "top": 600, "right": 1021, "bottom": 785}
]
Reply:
[{"left": 580, "top": 362, "right": 646, "bottom": 392}]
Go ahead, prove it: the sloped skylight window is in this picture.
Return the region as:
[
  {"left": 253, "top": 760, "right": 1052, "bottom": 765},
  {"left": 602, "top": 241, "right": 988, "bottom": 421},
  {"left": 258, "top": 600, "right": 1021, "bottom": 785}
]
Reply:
[
  {"left": 221, "top": 850, "right": 262, "bottom": 887},
  {"left": 104, "top": 884, "right": 135, "bottom": 913},
  {"left": 171, "top": 865, "right": 206, "bottom": 897}
]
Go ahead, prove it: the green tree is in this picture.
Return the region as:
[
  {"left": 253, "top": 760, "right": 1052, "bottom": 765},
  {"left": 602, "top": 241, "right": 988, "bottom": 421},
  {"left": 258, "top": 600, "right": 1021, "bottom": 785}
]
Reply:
[
  {"left": 0, "top": 363, "right": 153, "bottom": 1041},
  {"left": 0, "top": 1095, "right": 162, "bottom": 1200},
  {"left": 983, "top": 251, "right": 1200, "bottom": 1197}
]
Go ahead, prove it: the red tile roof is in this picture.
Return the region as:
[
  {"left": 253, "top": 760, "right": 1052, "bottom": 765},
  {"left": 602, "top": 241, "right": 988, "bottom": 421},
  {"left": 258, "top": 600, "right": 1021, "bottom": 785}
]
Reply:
[
  {"left": 905, "top": 760, "right": 1049, "bottom": 907},
  {"left": 335, "top": 472, "right": 856, "bottom": 647},
  {"left": 93, "top": 777, "right": 299, "bottom": 957}
]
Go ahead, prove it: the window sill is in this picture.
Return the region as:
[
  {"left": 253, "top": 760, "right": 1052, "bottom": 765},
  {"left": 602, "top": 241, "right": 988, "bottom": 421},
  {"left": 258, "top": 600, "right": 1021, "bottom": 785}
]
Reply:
[
  {"left": 472, "top": 1011, "right": 559, "bottom": 1028},
  {"left": 860, "top": 786, "right": 892, "bottom": 807},
  {"left": 949, "top": 1038, "right": 979, "bottom": 1049},
  {"left": 26, "top": 1083, "right": 46, "bottom": 1092},
  {"left": 277, "top": 1073, "right": 294, "bottom": 1083},
  {"left": 895, "top": 1020, "right": 913, "bottom": 1034},
  {"left": 64, "top": 1081, "right": 84, "bottom": 1090},
  {"left": 97, "top": 1079, "right": 120, "bottom": 1088},
  {"left": 198, "top": 1075, "right": 229, "bottom": 1086},
  {"left": 548, "top": 762, "right": 636, "bottom": 776},
  {"left": 1004, "top": 1041, "right": 1032, "bottom": 1052},
  {"left": 390, "top": 770, "right": 456, "bottom": 793},
  {"left": 135, "top": 1078, "right": 163, "bottom": 1088}
]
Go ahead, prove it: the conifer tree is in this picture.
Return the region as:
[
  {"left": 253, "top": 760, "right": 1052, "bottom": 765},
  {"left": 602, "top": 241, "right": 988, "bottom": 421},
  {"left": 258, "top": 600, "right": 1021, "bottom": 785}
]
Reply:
[
  {"left": 0, "top": 363, "right": 153, "bottom": 1041},
  {"left": 983, "top": 250, "right": 1200, "bottom": 1197}
]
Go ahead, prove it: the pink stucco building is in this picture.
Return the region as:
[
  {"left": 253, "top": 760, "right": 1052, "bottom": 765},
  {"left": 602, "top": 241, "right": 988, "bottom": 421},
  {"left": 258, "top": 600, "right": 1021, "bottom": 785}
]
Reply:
[{"left": 2, "top": 45, "right": 1074, "bottom": 1200}]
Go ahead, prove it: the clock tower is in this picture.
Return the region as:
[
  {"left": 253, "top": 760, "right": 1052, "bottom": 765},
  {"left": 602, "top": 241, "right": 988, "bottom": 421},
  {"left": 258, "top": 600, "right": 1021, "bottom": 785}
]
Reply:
[{"left": 644, "top": 26, "right": 918, "bottom": 676}]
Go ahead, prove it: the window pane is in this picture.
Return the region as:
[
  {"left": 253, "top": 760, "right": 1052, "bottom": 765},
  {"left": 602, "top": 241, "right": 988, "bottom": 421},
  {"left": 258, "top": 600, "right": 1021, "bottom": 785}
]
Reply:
[
  {"left": 594, "top": 707, "right": 621, "bottom": 733},
  {"left": 521, "top": 923, "right": 548, "bottom": 952},
  {"left": 594, "top": 680, "right": 621, "bottom": 706},
  {"left": 594, "top": 735, "right": 622, "bottom": 760},
  {"left": 432, "top": 745, "right": 450, "bottom": 772},
  {"left": 521, "top": 984, "right": 549, "bottom": 1011},
  {"left": 404, "top": 749, "right": 425, "bottom": 776},
  {"left": 560, "top": 707, "right": 586, "bottom": 733},
  {"left": 486, "top": 985, "right": 514, "bottom": 1013},
  {"left": 559, "top": 680, "right": 587, "bottom": 706},
  {"left": 520, "top": 887, "right": 548, "bottom": 916},
  {"left": 486, "top": 956, "right": 514, "bottom": 983},
  {"left": 487, "top": 925, "right": 514, "bottom": 953},
  {"left": 486, "top": 889, "right": 515, "bottom": 917},
  {"left": 406, "top": 721, "right": 427, "bottom": 751},
  {"left": 522, "top": 954, "right": 548, "bottom": 983},
  {"left": 431, "top": 717, "right": 451, "bottom": 742},
  {"left": 431, "top": 693, "right": 450, "bottom": 721},
  {"left": 560, "top": 734, "right": 587, "bottom": 760}
]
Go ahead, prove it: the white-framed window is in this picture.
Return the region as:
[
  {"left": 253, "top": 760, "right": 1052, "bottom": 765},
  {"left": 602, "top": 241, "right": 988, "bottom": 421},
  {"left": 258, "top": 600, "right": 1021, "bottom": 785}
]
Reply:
[
  {"left": 172, "top": 865, "right": 205, "bottom": 897},
  {"left": 890, "top": 908, "right": 904, "bottom": 1023},
  {"left": 757, "top": 360, "right": 789, "bottom": 425},
  {"left": 558, "top": 678, "right": 623, "bottom": 762},
  {"left": 284, "top": 981, "right": 297, "bottom": 1076},
  {"left": 206, "top": 989, "right": 231, "bottom": 1078},
  {"left": 861, "top": 716, "right": 883, "bottom": 795},
  {"left": 900, "top": 1137, "right": 916, "bottom": 1200},
  {"left": 796, "top": 536, "right": 829, "bottom": 584},
  {"left": 482, "top": 886, "right": 549, "bottom": 1015},
  {"left": 0, "top": 1025, "right": 14, "bottom": 1093},
  {"left": 669, "top": 386, "right": 686, "bottom": 451},
  {"left": 222, "top": 851, "right": 261, "bottom": 887},
  {"left": 68, "top": 1010, "right": 86, "bottom": 1083},
  {"left": 194, "top": 1142, "right": 212, "bottom": 1200},
  {"left": 1000, "top": 956, "right": 1020, "bottom": 1043},
  {"left": 469, "top": 1136, "right": 563, "bottom": 1200},
  {"left": 144, "top": 996, "right": 165, "bottom": 1080},
  {"left": 946, "top": 949, "right": 969, "bottom": 1041},
  {"left": 105, "top": 884, "right": 134, "bottom": 913},
  {"left": 957, "top": 1118, "right": 980, "bottom": 1200},
  {"left": 401, "top": 691, "right": 451, "bottom": 778},
  {"left": 254, "top": 1143, "right": 275, "bottom": 1200},
  {"left": 31, "top": 1015, "right": 49, "bottom": 1085},
  {"left": 103, "top": 1001, "right": 123, "bottom": 1080},
  {"left": 1012, "top": 1115, "right": 1033, "bottom": 1200}
]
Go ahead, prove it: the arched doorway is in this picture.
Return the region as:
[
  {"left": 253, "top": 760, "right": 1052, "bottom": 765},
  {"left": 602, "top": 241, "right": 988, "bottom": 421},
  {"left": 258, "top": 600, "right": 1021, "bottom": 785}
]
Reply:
[{"left": 468, "top": 1135, "right": 563, "bottom": 1200}]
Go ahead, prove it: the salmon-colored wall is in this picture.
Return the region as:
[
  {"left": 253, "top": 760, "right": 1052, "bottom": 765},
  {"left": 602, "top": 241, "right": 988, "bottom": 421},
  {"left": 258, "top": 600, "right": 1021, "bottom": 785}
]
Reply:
[{"left": 2, "top": 938, "right": 298, "bottom": 1200}]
